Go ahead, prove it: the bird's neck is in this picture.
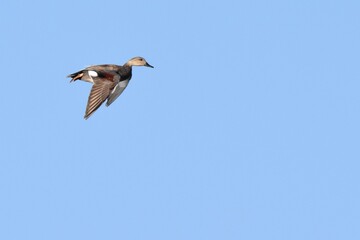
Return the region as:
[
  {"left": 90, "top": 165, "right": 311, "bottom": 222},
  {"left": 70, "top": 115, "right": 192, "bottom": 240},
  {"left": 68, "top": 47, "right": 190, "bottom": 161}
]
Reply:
[
  {"left": 124, "top": 62, "right": 132, "bottom": 67},
  {"left": 119, "top": 64, "right": 132, "bottom": 80}
]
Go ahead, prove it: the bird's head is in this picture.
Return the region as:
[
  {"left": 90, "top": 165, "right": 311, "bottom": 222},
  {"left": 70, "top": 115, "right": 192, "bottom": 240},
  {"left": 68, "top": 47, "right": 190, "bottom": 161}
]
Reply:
[{"left": 127, "top": 56, "right": 154, "bottom": 68}]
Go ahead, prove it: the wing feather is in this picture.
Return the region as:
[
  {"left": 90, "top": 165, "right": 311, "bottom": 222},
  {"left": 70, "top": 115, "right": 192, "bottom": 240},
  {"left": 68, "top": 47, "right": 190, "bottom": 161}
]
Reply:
[
  {"left": 84, "top": 72, "right": 119, "bottom": 119},
  {"left": 106, "top": 80, "right": 130, "bottom": 107}
]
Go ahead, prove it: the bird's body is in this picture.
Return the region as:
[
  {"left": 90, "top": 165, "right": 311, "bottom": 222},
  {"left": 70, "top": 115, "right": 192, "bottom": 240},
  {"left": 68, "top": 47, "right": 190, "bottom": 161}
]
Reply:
[{"left": 67, "top": 57, "right": 153, "bottom": 119}]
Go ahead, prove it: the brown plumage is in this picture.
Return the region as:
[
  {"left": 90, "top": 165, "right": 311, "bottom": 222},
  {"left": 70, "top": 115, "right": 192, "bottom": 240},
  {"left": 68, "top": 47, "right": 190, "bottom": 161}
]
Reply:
[{"left": 67, "top": 57, "right": 154, "bottom": 119}]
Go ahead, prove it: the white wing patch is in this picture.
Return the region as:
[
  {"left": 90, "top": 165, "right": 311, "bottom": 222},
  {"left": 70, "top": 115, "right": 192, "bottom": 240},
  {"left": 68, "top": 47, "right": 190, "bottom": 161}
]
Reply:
[{"left": 88, "top": 70, "right": 98, "bottom": 77}]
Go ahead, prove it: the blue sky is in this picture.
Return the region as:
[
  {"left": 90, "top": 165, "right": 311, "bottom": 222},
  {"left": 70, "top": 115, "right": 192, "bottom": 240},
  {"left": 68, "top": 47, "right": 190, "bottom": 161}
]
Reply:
[{"left": 1, "top": 0, "right": 360, "bottom": 239}]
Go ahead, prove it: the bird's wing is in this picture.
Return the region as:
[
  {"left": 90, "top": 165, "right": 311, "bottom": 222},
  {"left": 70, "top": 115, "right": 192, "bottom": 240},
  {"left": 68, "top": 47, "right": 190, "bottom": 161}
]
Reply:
[
  {"left": 84, "top": 71, "right": 119, "bottom": 119},
  {"left": 86, "top": 64, "right": 121, "bottom": 72},
  {"left": 106, "top": 80, "right": 130, "bottom": 107}
]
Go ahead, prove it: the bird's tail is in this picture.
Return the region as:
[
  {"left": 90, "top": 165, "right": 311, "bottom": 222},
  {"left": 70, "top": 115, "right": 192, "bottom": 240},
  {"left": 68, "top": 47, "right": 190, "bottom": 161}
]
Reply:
[{"left": 67, "top": 70, "right": 84, "bottom": 83}]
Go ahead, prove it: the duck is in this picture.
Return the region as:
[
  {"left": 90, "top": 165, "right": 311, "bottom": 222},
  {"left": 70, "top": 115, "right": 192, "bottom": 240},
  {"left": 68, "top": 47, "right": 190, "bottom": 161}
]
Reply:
[{"left": 67, "top": 56, "right": 154, "bottom": 119}]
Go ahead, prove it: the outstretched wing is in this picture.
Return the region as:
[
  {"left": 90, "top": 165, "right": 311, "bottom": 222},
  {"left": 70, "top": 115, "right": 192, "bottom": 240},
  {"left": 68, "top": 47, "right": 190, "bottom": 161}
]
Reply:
[
  {"left": 84, "top": 71, "right": 119, "bottom": 119},
  {"left": 106, "top": 80, "right": 130, "bottom": 107}
]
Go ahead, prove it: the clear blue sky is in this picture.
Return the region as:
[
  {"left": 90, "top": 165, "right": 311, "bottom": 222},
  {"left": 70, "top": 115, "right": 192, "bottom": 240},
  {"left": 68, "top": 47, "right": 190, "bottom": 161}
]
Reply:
[{"left": 1, "top": 0, "right": 359, "bottom": 239}]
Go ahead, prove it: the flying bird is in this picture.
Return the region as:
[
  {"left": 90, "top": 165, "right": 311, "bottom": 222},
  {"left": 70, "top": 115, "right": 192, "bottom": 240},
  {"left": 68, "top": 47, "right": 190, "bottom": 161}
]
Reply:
[{"left": 67, "top": 56, "right": 154, "bottom": 119}]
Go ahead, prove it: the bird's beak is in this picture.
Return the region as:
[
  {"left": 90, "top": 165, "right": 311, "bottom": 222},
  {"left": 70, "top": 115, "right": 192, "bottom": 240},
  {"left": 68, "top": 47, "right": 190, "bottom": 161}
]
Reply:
[{"left": 145, "top": 62, "right": 154, "bottom": 68}]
